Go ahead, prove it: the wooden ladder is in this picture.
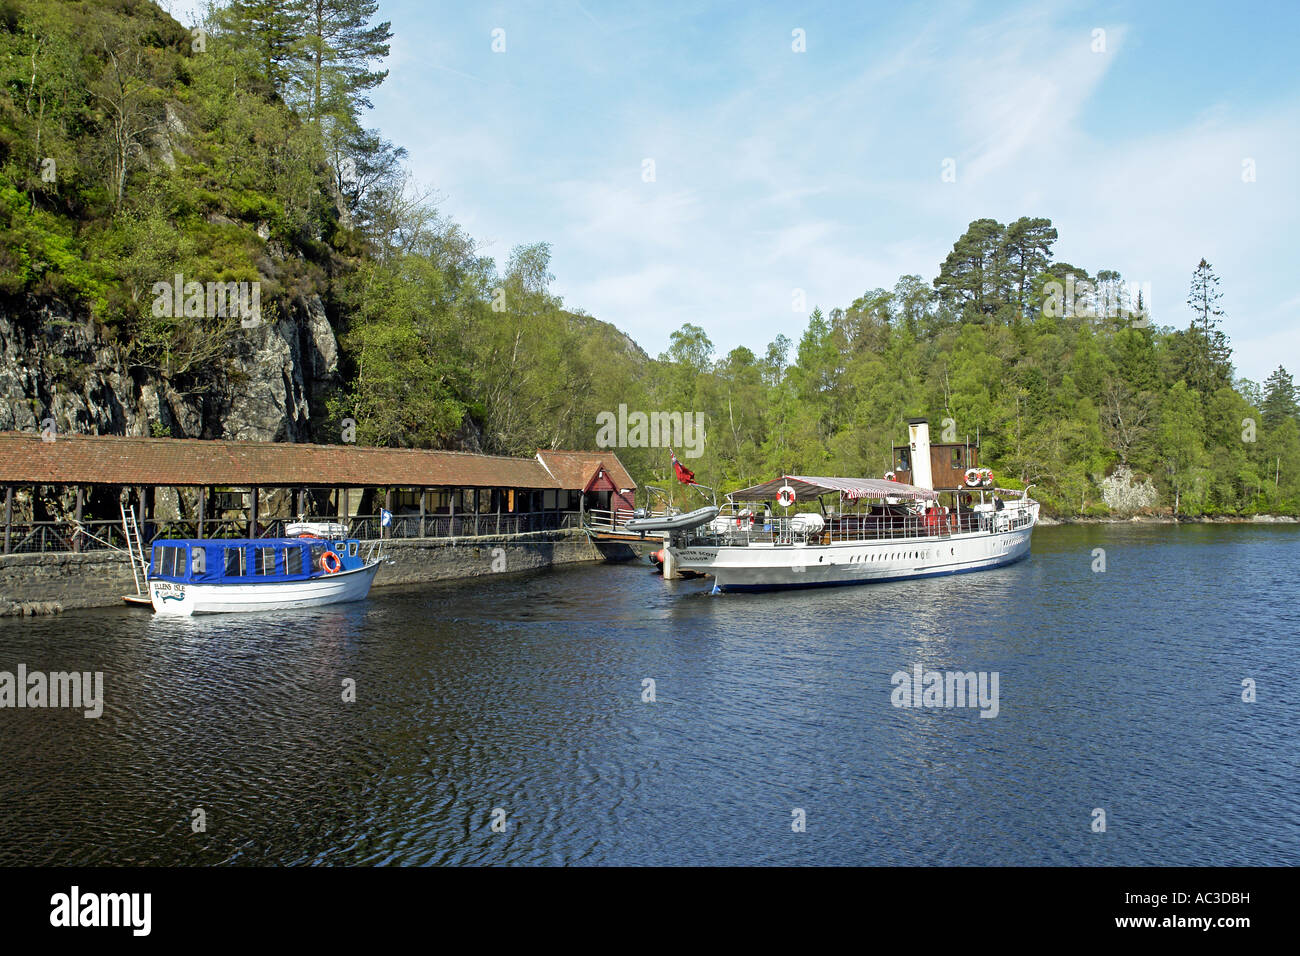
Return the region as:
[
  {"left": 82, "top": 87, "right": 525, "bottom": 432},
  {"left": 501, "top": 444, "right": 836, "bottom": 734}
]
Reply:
[{"left": 120, "top": 502, "right": 147, "bottom": 596}]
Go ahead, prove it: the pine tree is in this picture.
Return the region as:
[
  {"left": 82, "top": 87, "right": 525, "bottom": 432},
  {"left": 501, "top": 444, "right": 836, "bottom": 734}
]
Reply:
[
  {"left": 933, "top": 219, "right": 1007, "bottom": 322},
  {"left": 1185, "top": 258, "right": 1232, "bottom": 393},
  {"left": 297, "top": 0, "right": 392, "bottom": 124},
  {"left": 1262, "top": 366, "right": 1299, "bottom": 427},
  {"left": 221, "top": 0, "right": 305, "bottom": 94},
  {"left": 1001, "top": 217, "right": 1057, "bottom": 322}
]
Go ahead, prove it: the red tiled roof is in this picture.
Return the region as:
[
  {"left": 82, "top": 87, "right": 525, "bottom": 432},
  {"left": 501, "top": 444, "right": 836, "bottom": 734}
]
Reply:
[
  {"left": 535, "top": 450, "right": 636, "bottom": 493},
  {"left": 0, "top": 432, "right": 620, "bottom": 489}
]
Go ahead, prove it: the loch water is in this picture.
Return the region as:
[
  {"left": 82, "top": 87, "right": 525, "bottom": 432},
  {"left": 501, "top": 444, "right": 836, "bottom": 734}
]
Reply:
[{"left": 1, "top": 523, "right": 1296, "bottom": 865}]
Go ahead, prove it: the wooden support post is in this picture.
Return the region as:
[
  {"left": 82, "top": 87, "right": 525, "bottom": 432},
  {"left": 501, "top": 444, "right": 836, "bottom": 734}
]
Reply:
[
  {"left": 419, "top": 488, "right": 426, "bottom": 538},
  {"left": 496, "top": 488, "right": 502, "bottom": 536},
  {"left": 473, "top": 488, "right": 480, "bottom": 536},
  {"left": 4, "top": 485, "right": 12, "bottom": 555},
  {"left": 73, "top": 486, "right": 83, "bottom": 553},
  {"left": 137, "top": 487, "right": 146, "bottom": 544},
  {"left": 384, "top": 488, "right": 394, "bottom": 539},
  {"left": 297, "top": 487, "right": 306, "bottom": 518},
  {"left": 449, "top": 488, "right": 456, "bottom": 537},
  {"left": 250, "top": 487, "right": 259, "bottom": 537},
  {"left": 198, "top": 486, "right": 207, "bottom": 539}
]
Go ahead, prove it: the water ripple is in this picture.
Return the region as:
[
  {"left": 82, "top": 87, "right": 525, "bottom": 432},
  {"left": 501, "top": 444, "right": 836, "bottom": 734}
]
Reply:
[{"left": 0, "top": 524, "right": 1296, "bottom": 865}]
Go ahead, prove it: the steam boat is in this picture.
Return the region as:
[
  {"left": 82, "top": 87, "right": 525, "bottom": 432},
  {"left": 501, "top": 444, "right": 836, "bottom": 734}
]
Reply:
[{"left": 631, "top": 418, "right": 1038, "bottom": 593}]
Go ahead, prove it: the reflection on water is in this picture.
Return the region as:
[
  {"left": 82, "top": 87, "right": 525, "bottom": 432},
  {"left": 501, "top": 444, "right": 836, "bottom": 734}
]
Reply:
[{"left": 0, "top": 524, "right": 1296, "bottom": 865}]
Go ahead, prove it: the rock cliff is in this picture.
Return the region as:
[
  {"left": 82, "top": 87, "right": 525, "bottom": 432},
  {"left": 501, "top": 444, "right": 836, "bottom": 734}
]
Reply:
[{"left": 0, "top": 292, "right": 340, "bottom": 442}]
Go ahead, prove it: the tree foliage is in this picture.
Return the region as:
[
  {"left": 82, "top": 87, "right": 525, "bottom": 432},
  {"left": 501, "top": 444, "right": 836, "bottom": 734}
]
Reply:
[{"left": 0, "top": 2, "right": 1295, "bottom": 516}]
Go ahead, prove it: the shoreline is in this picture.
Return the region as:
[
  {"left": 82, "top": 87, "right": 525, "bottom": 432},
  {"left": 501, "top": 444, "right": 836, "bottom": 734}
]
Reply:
[{"left": 1036, "top": 513, "right": 1299, "bottom": 526}]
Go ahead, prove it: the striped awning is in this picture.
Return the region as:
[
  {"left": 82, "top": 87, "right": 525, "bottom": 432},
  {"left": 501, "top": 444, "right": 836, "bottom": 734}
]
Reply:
[{"left": 727, "top": 475, "right": 938, "bottom": 502}]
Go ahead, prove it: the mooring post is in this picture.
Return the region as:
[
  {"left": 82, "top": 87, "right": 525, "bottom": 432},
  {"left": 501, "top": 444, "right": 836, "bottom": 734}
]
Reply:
[{"left": 661, "top": 539, "right": 680, "bottom": 579}]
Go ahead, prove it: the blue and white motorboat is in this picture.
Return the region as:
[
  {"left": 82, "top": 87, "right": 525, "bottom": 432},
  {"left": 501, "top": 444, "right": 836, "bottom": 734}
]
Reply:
[{"left": 145, "top": 536, "right": 382, "bottom": 616}]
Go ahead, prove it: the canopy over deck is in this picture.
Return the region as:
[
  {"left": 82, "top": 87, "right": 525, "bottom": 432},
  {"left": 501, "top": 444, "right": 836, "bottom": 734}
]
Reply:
[{"left": 727, "top": 475, "right": 938, "bottom": 502}]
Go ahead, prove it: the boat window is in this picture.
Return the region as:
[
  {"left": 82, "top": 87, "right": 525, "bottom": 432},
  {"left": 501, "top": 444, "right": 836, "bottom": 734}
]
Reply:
[
  {"left": 191, "top": 548, "right": 206, "bottom": 574},
  {"left": 309, "top": 544, "right": 326, "bottom": 571},
  {"left": 952, "top": 447, "right": 964, "bottom": 469},
  {"left": 153, "top": 545, "right": 183, "bottom": 577},
  {"left": 348, "top": 541, "right": 358, "bottom": 557},
  {"left": 224, "top": 547, "right": 246, "bottom": 577},
  {"left": 168, "top": 547, "right": 183, "bottom": 576},
  {"left": 255, "top": 547, "right": 277, "bottom": 575},
  {"left": 285, "top": 548, "right": 304, "bottom": 576}
]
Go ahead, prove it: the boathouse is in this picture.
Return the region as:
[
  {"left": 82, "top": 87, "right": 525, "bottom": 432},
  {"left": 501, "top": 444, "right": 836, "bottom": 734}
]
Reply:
[{"left": 0, "top": 433, "right": 635, "bottom": 554}]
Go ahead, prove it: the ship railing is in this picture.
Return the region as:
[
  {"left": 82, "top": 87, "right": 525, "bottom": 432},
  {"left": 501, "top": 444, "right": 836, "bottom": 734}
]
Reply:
[
  {"left": 682, "top": 509, "right": 1004, "bottom": 548},
  {"left": 583, "top": 507, "right": 673, "bottom": 534}
]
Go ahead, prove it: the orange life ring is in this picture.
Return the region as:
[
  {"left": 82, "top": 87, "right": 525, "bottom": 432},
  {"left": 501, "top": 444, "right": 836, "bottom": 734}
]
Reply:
[{"left": 320, "top": 550, "right": 342, "bottom": 574}]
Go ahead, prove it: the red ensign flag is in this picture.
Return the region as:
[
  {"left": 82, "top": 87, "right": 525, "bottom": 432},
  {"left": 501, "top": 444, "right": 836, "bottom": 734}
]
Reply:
[{"left": 670, "top": 449, "right": 696, "bottom": 485}]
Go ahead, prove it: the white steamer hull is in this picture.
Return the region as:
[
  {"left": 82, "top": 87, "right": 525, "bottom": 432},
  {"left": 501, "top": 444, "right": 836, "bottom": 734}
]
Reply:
[
  {"left": 149, "top": 562, "right": 380, "bottom": 616},
  {"left": 671, "top": 526, "right": 1033, "bottom": 592}
]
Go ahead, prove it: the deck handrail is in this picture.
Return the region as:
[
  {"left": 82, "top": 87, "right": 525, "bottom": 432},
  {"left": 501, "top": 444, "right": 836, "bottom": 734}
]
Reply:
[{"left": 684, "top": 500, "right": 1035, "bottom": 547}]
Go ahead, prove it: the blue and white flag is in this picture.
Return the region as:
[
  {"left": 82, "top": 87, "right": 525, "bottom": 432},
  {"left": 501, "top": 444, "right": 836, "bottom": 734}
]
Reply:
[{"left": 380, "top": 508, "right": 392, "bottom": 528}]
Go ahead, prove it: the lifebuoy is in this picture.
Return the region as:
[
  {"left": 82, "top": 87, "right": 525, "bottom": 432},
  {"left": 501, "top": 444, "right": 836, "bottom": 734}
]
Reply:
[
  {"left": 777, "top": 485, "right": 796, "bottom": 508},
  {"left": 883, "top": 471, "right": 896, "bottom": 481},
  {"left": 965, "top": 468, "right": 981, "bottom": 487},
  {"left": 320, "top": 550, "right": 342, "bottom": 574}
]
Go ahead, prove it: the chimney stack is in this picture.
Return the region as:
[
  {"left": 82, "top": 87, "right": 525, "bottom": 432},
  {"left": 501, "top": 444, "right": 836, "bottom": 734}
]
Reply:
[{"left": 907, "top": 418, "right": 933, "bottom": 491}]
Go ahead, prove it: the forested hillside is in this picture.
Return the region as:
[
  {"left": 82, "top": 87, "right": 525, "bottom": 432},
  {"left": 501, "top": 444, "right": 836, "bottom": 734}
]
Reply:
[
  {"left": 638, "top": 227, "right": 1300, "bottom": 516},
  {"left": 0, "top": 0, "right": 1296, "bottom": 515}
]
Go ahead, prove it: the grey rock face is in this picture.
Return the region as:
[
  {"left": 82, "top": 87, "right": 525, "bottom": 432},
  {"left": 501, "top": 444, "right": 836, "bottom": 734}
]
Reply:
[{"left": 0, "top": 294, "right": 340, "bottom": 442}]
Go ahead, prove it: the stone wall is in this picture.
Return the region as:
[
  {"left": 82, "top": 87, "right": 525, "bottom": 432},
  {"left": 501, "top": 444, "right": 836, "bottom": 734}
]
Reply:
[
  {"left": 0, "top": 549, "right": 141, "bottom": 612},
  {"left": 362, "top": 532, "right": 621, "bottom": 587},
  {"left": 0, "top": 531, "right": 631, "bottom": 612}
]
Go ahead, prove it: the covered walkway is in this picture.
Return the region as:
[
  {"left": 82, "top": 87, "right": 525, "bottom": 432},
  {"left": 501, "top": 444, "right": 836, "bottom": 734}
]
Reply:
[{"left": 0, "top": 433, "right": 635, "bottom": 553}]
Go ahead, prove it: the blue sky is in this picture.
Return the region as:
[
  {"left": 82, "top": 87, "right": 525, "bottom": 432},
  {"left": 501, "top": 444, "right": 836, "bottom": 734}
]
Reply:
[{"left": 168, "top": 0, "right": 1299, "bottom": 383}]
